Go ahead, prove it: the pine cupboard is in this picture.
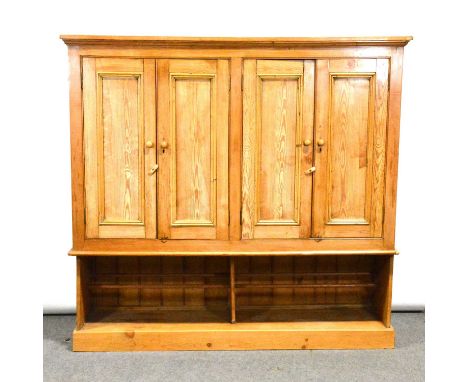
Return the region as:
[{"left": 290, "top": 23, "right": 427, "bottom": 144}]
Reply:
[{"left": 61, "top": 35, "right": 411, "bottom": 351}]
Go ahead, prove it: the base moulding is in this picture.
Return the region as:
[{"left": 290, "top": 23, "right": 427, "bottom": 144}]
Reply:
[{"left": 73, "top": 320, "right": 394, "bottom": 351}]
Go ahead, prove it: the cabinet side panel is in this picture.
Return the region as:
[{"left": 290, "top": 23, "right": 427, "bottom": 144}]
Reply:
[
  {"left": 68, "top": 47, "right": 85, "bottom": 247},
  {"left": 383, "top": 48, "right": 404, "bottom": 248},
  {"left": 374, "top": 256, "right": 393, "bottom": 327},
  {"left": 76, "top": 257, "right": 91, "bottom": 329}
]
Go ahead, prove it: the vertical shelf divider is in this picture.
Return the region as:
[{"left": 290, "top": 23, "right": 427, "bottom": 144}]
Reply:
[{"left": 230, "top": 257, "right": 237, "bottom": 323}]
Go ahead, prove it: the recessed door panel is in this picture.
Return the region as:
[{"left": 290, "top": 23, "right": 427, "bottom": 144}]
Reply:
[
  {"left": 329, "top": 76, "right": 371, "bottom": 224},
  {"left": 174, "top": 78, "right": 214, "bottom": 225},
  {"left": 101, "top": 75, "right": 142, "bottom": 224},
  {"left": 313, "top": 59, "right": 389, "bottom": 238},
  {"left": 83, "top": 58, "right": 157, "bottom": 238},
  {"left": 157, "top": 59, "right": 229, "bottom": 239},
  {"left": 258, "top": 78, "right": 299, "bottom": 223},
  {"left": 242, "top": 60, "right": 315, "bottom": 239}
]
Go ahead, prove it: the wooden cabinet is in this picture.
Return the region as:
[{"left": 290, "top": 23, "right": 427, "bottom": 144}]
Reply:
[{"left": 62, "top": 35, "right": 411, "bottom": 351}]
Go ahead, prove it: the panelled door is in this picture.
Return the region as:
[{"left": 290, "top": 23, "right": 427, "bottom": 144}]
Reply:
[
  {"left": 157, "top": 59, "right": 229, "bottom": 239},
  {"left": 82, "top": 58, "right": 157, "bottom": 238},
  {"left": 313, "top": 59, "right": 389, "bottom": 238},
  {"left": 242, "top": 60, "right": 315, "bottom": 239}
]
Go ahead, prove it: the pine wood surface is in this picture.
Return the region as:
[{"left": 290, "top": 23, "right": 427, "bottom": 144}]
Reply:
[
  {"left": 73, "top": 321, "right": 394, "bottom": 351},
  {"left": 63, "top": 36, "right": 410, "bottom": 351},
  {"left": 61, "top": 35, "right": 412, "bottom": 47}
]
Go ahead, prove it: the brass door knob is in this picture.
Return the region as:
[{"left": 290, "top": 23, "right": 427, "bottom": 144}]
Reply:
[
  {"left": 145, "top": 140, "right": 154, "bottom": 148},
  {"left": 160, "top": 140, "right": 168, "bottom": 149},
  {"left": 303, "top": 139, "right": 312, "bottom": 146},
  {"left": 317, "top": 138, "right": 325, "bottom": 147}
]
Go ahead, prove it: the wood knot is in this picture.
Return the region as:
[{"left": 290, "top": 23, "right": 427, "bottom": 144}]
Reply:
[
  {"left": 301, "top": 345, "right": 307, "bottom": 350},
  {"left": 206, "top": 343, "right": 212, "bottom": 348},
  {"left": 125, "top": 331, "right": 135, "bottom": 339}
]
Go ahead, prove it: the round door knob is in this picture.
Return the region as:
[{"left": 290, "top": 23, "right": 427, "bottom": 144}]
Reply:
[
  {"left": 145, "top": 140, "right": 154, "bottom": 148},
  {"left": 317, "top": 138, "right": 325, "bottom": 147},
  {"left": 303, "top": 139, "right": 312, "bottom": 146},
  {"left": 160, "top": 140, "right": 168, "bottom": 149}
]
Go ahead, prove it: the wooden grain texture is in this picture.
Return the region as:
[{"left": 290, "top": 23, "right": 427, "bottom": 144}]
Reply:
[
  {"left": 101, "top": 75, "right": 141, "bottom": 223},
  {"left": 158, "top": 59, "right": 229, "bottom": 239},
  {"left": 329, "top": 76, "right": 371, "bottom": 223},
  {"left": 75, "top": 47, "right": 397, "bottom": 61},
  {"left": 230, "top": 257, "right": 236, "bottom": 323},
  {"left": 69, "top": 237, "right": 398, "bottom": 256},
  {"left": 374, "top": 256, "right": 394, "bottom": 327},
  {"left": 82, "top": 58, "right": 152, "bottom": 238},
  {"left": 259, "top": 78, "right": 297, "bottom": 222},
  {"left": 156, "top": 59, "right": 171, "bottom": 239},
  {"left": 383, "top": 47, "right": 404, "bottom": 248},
  {"left": 82, "top": 57, "right": 98, "bottom": 238},
  {"left": 174, "top": 78, "right": 212, "bottom": 223},
  {"left": 73, "top": 321, "right": 394, "bottom": 351},
  {"left": 67, "top": 47, "right": 85, "bottom": 248},
  {"left": 143, "top": 59, "right": 157, "bottom": 238},
  {"left": 228, "top": 58, "right": 243, "bottom": 240},
  {"left": 76, "top": 257, "right": 89, "bottom": 329},
  {"left": 61, "top": 35, "right": 412, "bottom": 47},
  {"left": 241, "top": 59, "right": 256, "bottom": 238},
  {"left": 313, "top": 58, "right": 388, "bottom": 238},
  {"left": 300, "top": 61, "right": 315, "bottom": 237},
  {"left": 63, "top": 36, "right": 410, "bottom": 352},
  {"left": 242, "top": 60, "right": 313, "bottom": 239},
  {"left": 89, "top": 256, "right": 230, "bottom": 312}
]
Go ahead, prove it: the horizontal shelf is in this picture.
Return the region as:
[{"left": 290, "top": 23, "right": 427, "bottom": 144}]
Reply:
[
  {"left": 235, "top": 305, "right": 378, "bottom": 322},
  {"left": 237, "top": 272, "right": 372, "bottom": 277},
  {"left": 93, "top": 272, "right": 229, "bottom": 278},
  {"left": 87, "top": 304, "right": 377, "bottom": 324},
  {"left": 90, "top": 283, "right": 228, "bottom": 290},
  {"left": 235, "top": 283, "right": 375, "bottom": 288},
  {"left": 92, "top": 271, "right": 372, "bottom": 278},
  {"left": 89, "top": 282, "right": 374, "bottom": 289},
  {"left": 69, "top": 241, "right": 398, "bottom": 257},
  {"left": 89, "top": 306, "right": 230, "bottom": 323}
]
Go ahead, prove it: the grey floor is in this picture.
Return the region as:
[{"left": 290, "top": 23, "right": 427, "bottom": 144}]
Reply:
[{"left": 44, "top": 313, "right": 424, "bottom": 382}]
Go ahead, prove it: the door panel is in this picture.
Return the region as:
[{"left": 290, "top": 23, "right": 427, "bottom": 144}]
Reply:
[
  {"left": 313, "top": 59, "right": 388, "bottom": 238},
  {"left": 157, "top": 59, "right": 229, "bottom": 239},
  {"left": 174, "top": 78, "right": 213, "bottom": 224},
  {"left": 242, "top": 60, "right": 315, "bottom": 239},
  {"left": 82, "top": 58, "right": 156, "bottom": 238},
  {"left": 101, "top": 75, "right": 141, "bottom": 223}
]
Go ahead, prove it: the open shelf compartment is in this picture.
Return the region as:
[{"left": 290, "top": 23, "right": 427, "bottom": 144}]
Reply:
[{"left": 75, "top": 255, "right": 394, "bottom": 351}]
